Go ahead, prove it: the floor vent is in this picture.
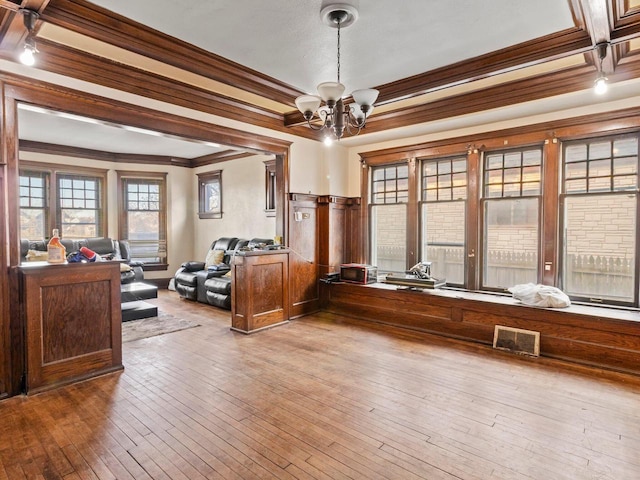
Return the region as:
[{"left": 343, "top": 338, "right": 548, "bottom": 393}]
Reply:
[{"left": 493, "top": 325, "right": 540, "bottom": 357}]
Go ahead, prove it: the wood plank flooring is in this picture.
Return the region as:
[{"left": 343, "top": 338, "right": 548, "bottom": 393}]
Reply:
[{"left": 1, "top": 290, "right": 640, "bottom": 479}]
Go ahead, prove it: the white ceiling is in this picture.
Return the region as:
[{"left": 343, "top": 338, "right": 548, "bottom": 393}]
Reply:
[
  {"left": 86, "top": 0, "right": 575, "bottom": 95},
  {"left": 17, "top": 1, "right": 602, "bottom": 154},
  {"left": 18, "top": 105, "right": 227, "bottom": 158}
]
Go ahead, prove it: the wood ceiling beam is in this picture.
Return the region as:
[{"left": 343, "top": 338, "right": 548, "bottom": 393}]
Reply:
[
  {"left": 576, "top": 0, "right": 616, "bottom": 73},
  {"left": 2, "top": 38, "right": 322, "bottom": 143},
  {"left": 190, "top": 150, "right": 255, "bottom": 169},
  {"left": 19, "top": 139, "right": 193, "bottom": 167},
  {"left": 351, "top": 57, "right": 640, "bottom": 137},
  {"left": 374, "top": 28, "right": 593, "bottom": 106},
  {"left": 41, "top": 0, "right": 303, "bottom": 108}
]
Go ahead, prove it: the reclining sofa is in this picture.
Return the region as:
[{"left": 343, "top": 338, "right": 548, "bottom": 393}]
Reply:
[
  {"left": 173, "top": 236, "right": 273, "bottom": 309},
  {"left": 21, "top": 237, "right": 144, "bottom": 284}
]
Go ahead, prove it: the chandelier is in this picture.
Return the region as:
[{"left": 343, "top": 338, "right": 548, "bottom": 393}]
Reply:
[{"left": 295, "top": 4, "right": 378, "bottom": 142}]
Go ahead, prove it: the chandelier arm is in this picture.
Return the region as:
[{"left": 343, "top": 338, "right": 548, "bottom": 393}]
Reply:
[
  {"left": 344, "top": 118, "right": 363, "bottom": 136},
  {"left": 306, "top": 112, "right": 331, "bottom": 131}
]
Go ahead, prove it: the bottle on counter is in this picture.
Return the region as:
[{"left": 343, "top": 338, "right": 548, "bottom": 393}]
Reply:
[{"left": 47, "top": 229, "right": 66, "bottom": 263}]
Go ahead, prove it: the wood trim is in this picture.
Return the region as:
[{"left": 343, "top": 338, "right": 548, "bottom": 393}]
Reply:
[
  {"left": 359, "top": 158, "right": 369, "bottom": 265},
  {"left": 2, "top": 73, "right": 292, "bottom": 155},
  {"left": 19, "top": 140, "right": 192, "bottom": 167},
  {"left": 325, "top": 282, "right": 640, "bottom": 376},
  {"left": 406, "top": 158, "right": 418, "bottom": 268},
  {"left": 190, "top": 151, "right": 253, "bottom": 169},
  {"left": 465, "top": 149, "right": 480, "bottom": 290},
  {"left": 14, "top": 39, "right": 320, "bottom": 140},
  {"left": 14, "top": 1, "right": 640, "bottom": 144},
  {"left": 542, "top": 137, "right": 560, "bottom": 285},
  {"left": 374, "top": 28, "right": 592, "bottom": 105},
  {"left": 41, "top": 0, "right": 303, "bottom": 107},
  {"left": 360, "top": 104, "right": 640, "bottom": 162}
]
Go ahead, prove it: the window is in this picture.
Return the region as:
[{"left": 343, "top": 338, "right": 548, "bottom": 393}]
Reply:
[
  {"left": 57, "top": 174, "right": 102, "bottom": 238},
  {"left": 420, "top": 156, "right": 467, "bottom": 285},
  {"left": 118, "top": 172, "right": 167, "bottom": 266},
  {"left": 481, "top": 148, "right": 542, "bottom": 289},
  {"left": 370, "top": 163, "right": 409, "bottom": 273},
  {"left": 19, "top": 170, "right": 48, "bottom": 240},
  {"left": 560, "top": 134, "right": 638, "bottom": 305},
  {"left": 198, "top": 170, "right": 222, "bottom": 219},
  {"left": 19, "top": 163, "right": 106, "bottom": 240},
  {"left": 264, "top": 159, "right": 276, "bottom": 217}
]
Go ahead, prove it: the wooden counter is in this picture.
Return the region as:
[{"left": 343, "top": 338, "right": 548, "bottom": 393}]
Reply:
[
  {"left": 230, "top": 249, "right": 289, "bottom": 334},
  {"left": 20, "top": 261, "right": 123, "bottom": 393}
]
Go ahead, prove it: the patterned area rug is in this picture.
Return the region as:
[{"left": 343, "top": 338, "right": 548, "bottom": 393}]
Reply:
[{"left": 122, "top": 312, "right": 200, "bottom": 343}]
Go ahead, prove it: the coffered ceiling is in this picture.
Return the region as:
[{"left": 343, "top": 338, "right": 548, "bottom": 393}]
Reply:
[{"left": 2, "top": 0, "right": 640, "bottom": 151}]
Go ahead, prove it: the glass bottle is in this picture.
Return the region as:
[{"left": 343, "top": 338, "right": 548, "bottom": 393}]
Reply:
[{"left": 47, "top": 228, "right": 66, "bottom": 264}]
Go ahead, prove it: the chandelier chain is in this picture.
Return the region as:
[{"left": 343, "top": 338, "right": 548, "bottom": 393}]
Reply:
[{"left": 336, "top": 19, "right": 341, "bottom": 83}]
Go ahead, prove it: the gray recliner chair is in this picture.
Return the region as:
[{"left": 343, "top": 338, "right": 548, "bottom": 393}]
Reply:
[{"left": 173, "top": 237, "right": 274, "bottom": 309}]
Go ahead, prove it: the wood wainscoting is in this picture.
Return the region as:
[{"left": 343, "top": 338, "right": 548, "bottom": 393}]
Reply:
[
  {"left": 19, "top": 261, "right": 123, "bottom": 394},
  {"left": 324, "top": 282, "right": 640, "bottom": 376},
  {"left": 288, "top": 193, "right": 361, "bottom": 318},
  {"left": 231, "top": 249, "right": 290, "bottom": 334}
]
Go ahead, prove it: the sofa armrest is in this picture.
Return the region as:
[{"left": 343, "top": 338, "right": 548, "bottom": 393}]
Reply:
[{"left": 181, "top": 261, "right": 205, "bottom": 272}]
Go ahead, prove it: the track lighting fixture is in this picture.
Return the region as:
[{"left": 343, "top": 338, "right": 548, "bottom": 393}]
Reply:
[
  {"left": 19, "top": 8, "right": 39, "bottom": 66},
  {"left": 593, "top": 42, "right": 609, "bottom": 95}
]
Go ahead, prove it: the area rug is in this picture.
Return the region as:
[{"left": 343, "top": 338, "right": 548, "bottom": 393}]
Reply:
[{"left": 122, "top": 312, "right": 200, "bottom": 343}]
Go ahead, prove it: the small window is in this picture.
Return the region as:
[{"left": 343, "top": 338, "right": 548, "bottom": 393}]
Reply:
[
  {"left": 118, "top": 172, "right": 167, "bottom": 266},
  {"left": 19, "top": 170, "right": 49, "bottom": 240},
  {"left": 198, "top": 170, "right": 222, "bottom": 219},
  {"left": 57, "top": 174, "right": 103, "bottom": 239},
  {"left": 264, "top": 159, "right": 276, "bottom": 217}
]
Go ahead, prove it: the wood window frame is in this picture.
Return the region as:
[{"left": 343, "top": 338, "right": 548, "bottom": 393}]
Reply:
[
  {"left": 264, "top": 159, "right": 276, "bottom": 217},
  {"left": 197, "top": 170, "right": 223, "bottom": 219},
  {"left": 117, "top": 171, "right": 168, "bottom": 270},
  {"left": 19, "top": 161, "right": 107, "bottom": 240}
]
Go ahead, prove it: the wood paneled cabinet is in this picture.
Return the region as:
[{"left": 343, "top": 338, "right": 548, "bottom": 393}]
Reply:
[
  {"left": 20, "top": 261, "right": 123, "bottom": 394},
  {"left": 231, "top": 249, "right": 289, "bottom": 334}
]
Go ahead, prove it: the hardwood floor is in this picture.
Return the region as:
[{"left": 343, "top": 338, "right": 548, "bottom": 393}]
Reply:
[{"left": 2, "top": 291, "right": 640, "bottom": 479}]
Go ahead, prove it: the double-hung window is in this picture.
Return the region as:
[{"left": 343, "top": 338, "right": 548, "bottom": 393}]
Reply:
[
  {"left": 19, "top": 164, "right": 105, "bottom": 240},
  {"left": 420, "top": 156, "right": 467, "bottom": 285},
  {"left": 118, "top": 172, "right": 167, "bottom": 266},
  {"left": 19, "top": 170, "right": 48, "bottom": 240},
  {"left": 57, "top": 174, "right": 102, "bottom": 238},
  {"left": 481, "top": 148, "right": 542, "bottom": 289},
  {"left": 560, "top": 134, "right": 638, "bottom": 305},
  {"left": 370, "top": 163, "right": 409, "bottom": 273}
]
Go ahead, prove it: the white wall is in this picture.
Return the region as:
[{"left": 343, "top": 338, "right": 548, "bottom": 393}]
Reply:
[
  {"left": 192, "top": 155, "right": 276, "bottom": 258},
  {"left": 18, "top": 151, "right": 194, "bottom": 280}
]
